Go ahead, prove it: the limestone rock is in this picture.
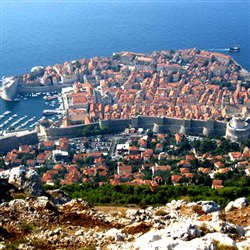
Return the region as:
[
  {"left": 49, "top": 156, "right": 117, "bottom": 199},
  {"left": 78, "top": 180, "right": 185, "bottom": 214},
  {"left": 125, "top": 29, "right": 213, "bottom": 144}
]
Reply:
[
  {"left": 204, "top": 232, "right": 236, "bottom": 248},
  {"left": 225, "top": 197, "right": 249, "bottom": 213},
  {"left": 0, "top": 166, "right": 43, "bottom": 197},
  {"left": 236, "top": 239, "right": 250, "bottom": 250},
  {"left": 46, "top": 189, "right": 70, "bottom": 205},
  {"left": 8, "top": 199, "right": 29, "bottom": 211},
  {"left": 32, "top": 196, "right": 58, "bottom": 212},
  {"left": 61, "top": 198, "right": 91, "bottom": 213},
  {"left": 220, "top": 222, "right": 245, "bottom": 236},
  {"left": 105, "top": 228, "right": 125, "bottom": 241},
  {"left": 170, "top": 222, "right": 202, "bottom": 241},
  {"left": 197, "top": 201, "right": 221, "bottom": 214},
  {"left": 174, "top": 238, "right": 216, "bottom": 250},
  {"left": 75, "top": 229, "right": 85, "bottom": 236}
]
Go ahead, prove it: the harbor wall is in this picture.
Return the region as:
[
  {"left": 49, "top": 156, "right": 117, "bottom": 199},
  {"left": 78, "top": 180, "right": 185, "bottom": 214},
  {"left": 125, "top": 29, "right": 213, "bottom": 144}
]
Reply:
[
  {"left": 45, "top": 116, "right": 227, "bottom": 140},
  {"left": 0, "top": 131, "right": 39, "bottom": 153},
  {"left": 17, "top": 83, "right": 74, "bottom": 94},
  {"left": 0, "top": 83, "right": 75, "bottom": 101}
]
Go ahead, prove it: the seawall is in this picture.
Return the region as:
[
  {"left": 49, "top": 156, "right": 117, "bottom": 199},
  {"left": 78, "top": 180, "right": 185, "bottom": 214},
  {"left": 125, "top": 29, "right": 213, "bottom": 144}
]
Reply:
[{"left": 17, "top": 83, "right": 74, "bottom": 94}]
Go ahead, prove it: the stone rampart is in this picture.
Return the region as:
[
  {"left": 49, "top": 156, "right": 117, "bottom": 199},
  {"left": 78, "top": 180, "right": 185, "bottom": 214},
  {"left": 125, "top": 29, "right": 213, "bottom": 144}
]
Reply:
[
  {"left": 46, "top": 123, "right": 99, "bottom": 139},
  {"left": 0, "top": 131, "right": 39, "bottom": 153},
  {"left": 45, "top": 116, "right": 228, "bottom": 140},
  {"left": 17, "top": 83, "right": 74, "bottom": 94},
  {"left": 100, "top": 119, "right": 131, "bottom": 132}
]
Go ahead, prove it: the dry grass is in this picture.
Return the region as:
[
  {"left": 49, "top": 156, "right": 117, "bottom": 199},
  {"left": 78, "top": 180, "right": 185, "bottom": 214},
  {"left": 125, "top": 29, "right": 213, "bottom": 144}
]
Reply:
[
  {"left": 198, "top": 214, "right": 212, "bottom": 221},
  {"left": 224, "top": 206, "right": 250, "bottom": 227},
  {"left": 191, "top": 205, "right": 205, "bottom": 215},
  {"left": 96, "top": 205, "right": 136, "bottom": 218},
  {"left": 214, "top": 241, "right": 237, "bottom": 250},
  {"left": 155, "top": 209, "right": 168, "bottom": 216},
  {"left": 198, "top": 223, "right": 213, "bottom": 235},
  {"left": 123, "top": 222, "right": 151, "bottom": 235}
]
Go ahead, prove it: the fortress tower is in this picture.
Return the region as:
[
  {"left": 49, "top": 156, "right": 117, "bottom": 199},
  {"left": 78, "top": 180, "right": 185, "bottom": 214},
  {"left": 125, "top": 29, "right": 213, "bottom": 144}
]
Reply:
[
  {"left": 1, "top": 77, "right": 18, "bottom": 101},
  {"left": 226, "top": 117, "right": 250, "bottom": 143}
]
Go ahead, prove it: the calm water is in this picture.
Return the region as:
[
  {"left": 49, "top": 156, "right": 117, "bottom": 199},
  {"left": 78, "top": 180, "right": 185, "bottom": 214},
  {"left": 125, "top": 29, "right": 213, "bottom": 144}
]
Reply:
[{"left": 0, "top": 0, "right": 250, "bottom": 120}]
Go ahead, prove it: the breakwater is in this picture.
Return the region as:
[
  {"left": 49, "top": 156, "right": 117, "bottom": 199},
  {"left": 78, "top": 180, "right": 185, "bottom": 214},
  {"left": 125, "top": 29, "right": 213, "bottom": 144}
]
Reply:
[{"left": 0, "top": 82, "right": 74, "bottom": 101}]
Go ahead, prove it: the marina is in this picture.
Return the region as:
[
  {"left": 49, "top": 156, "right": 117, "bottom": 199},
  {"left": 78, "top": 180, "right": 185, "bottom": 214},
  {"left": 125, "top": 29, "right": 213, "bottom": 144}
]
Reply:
[{"left": 0, "top": 90, "right": 63, "bottom": 135}]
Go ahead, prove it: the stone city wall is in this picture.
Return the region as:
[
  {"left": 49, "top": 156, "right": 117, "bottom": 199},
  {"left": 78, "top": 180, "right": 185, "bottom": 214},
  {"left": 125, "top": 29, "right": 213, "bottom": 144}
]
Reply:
[
  {"left": 46, "top": 123, "right": 99, "bottom": 140},
  {"left": 18, "top": 83, "right": 73, "bottom": 94},
  {"left": 45, "top": 116, "right": 227, "bottom": 140},
  {"left": 0, "top": 131, "right": 39, "bottom": 153}
]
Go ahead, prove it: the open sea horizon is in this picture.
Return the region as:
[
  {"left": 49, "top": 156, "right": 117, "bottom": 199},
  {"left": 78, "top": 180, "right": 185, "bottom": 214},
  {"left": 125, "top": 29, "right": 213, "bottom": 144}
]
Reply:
[{"left": 0, "top": 0, "right": 249, "bottom": 122}]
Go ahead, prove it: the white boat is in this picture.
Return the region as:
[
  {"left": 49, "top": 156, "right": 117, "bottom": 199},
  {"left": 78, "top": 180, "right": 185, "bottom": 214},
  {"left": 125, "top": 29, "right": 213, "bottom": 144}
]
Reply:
[{"left": 3, "top": 111, "right": 11, "bottom": 116}]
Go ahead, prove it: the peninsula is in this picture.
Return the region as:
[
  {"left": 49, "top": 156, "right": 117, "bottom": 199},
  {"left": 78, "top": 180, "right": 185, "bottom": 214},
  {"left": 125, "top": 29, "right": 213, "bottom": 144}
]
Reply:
[
  {"left": 2, "top": 49, "right": 250, "bottom": 119},
  {"left": 2, "top": 48, "right": 250, "bottom": 144},
  {"left": 1, "top": 50, "right": 250, "bottom": 250}
]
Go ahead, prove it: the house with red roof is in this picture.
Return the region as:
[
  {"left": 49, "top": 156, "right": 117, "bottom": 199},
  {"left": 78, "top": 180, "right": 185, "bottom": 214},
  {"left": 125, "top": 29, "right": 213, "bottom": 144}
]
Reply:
[{"left": 212, "top": 179, "right": 224, "bottom": 189}]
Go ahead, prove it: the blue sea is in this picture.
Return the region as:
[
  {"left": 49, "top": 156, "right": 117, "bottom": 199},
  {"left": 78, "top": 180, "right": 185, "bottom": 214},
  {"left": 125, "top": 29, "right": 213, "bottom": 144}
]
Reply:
[{"left": 0, "top": 0, "right": 249, "bottom": 126}]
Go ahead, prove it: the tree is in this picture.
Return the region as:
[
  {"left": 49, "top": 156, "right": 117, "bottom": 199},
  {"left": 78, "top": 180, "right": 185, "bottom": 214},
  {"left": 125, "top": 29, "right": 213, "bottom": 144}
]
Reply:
[{"left": 0, "top": 157, "right": 6, "bottom": 169}]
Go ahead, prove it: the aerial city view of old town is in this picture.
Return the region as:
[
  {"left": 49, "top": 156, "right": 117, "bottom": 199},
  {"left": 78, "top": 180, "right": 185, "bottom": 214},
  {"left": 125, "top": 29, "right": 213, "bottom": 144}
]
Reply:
[{"left": 0, "top": 2, "right": 250, "bottom": 250}]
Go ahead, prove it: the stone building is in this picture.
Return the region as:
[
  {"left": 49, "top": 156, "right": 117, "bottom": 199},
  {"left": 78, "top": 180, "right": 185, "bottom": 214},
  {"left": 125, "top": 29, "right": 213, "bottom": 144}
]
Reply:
[{"left": 226, "top": 117, "right": 250, "bottom": 143}]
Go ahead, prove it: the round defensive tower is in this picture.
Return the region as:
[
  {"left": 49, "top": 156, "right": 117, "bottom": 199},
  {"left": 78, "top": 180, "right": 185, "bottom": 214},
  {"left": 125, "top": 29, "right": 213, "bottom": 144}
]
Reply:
[
  {"left": 153, "top": 123, "right": 164, "bottom": 134},
  {"left": 226, "top": 117, "right": 250, "bottom": 143},
  {"left": 179, "top": 125, "right": 186, "bottom": 135}
]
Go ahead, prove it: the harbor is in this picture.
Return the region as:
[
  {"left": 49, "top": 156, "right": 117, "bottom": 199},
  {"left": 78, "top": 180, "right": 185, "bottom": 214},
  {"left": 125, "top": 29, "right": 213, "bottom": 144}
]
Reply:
[{"left": 0, "top": 90, "right": 64, "bottom": 136}]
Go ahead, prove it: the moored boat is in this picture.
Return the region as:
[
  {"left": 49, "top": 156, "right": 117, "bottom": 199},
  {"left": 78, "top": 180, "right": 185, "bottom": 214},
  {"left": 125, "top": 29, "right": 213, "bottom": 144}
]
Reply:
[{"left": 229, "top": 45, "right": 240, "bottom": 52}]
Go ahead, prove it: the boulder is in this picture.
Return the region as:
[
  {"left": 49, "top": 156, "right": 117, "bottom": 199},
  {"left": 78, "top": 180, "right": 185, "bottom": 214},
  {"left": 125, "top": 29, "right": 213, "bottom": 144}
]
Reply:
[
  {"left": 225, "top": 197, "right": 249, "bottom": 213},
  {"left": 220, "top": 222, "right": 244, "bottom": 236},
  {"left": 170, "top": 223, "right": 202, "bottom": 241},
  {"left": 197, "top": 201, "right": 221, "bottom": 214},
  {"left": 134, "top": 229, "right": 164, "bottom": 248},
  {"left": 60, "top": 199, "right": 91, "bottom": 213},
  {"left": 32, "top": 196, "right": 58, "bottom": 212},
  {"left": 236, "top": 239, "right": 250, "bottom": 250},
  {"left": 225, "top": 201, "right": 235, "bottom": 213},
  {"left": 75, "top": 229, "right": 85, "bottom": 236},
  {"left": 134, "top": 230, "right": 179, "bottom": 250},
  {"left": 46, "top": 189, "right": 70, "bottom": 205},
  {"left": 0, "top": 166, "right": 44, "bottom": 197},
  {"left": 174, "top": 237, "right": 216, "bottom": 250},
  {"left": 105, "top": 228, "right": 125, "bottom": 241},
  {"left": 204, "top": 232, "right": 236, "bottom": 248},
  {"left": 8, "top": 199, "right": 29, "bottom": 211},
  {"left": 126, "top": 209, "right": 138, "bottom": 219}
]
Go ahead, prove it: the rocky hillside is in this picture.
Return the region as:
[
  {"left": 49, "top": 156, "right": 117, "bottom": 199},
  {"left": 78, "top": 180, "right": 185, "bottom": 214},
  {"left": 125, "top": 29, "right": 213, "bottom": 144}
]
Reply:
[
  {"left": 0, "top": 196, "right": 249, "bottom": 249},
  {"left": 0, "top": 167, "right": 250, "bottom": 249}
]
